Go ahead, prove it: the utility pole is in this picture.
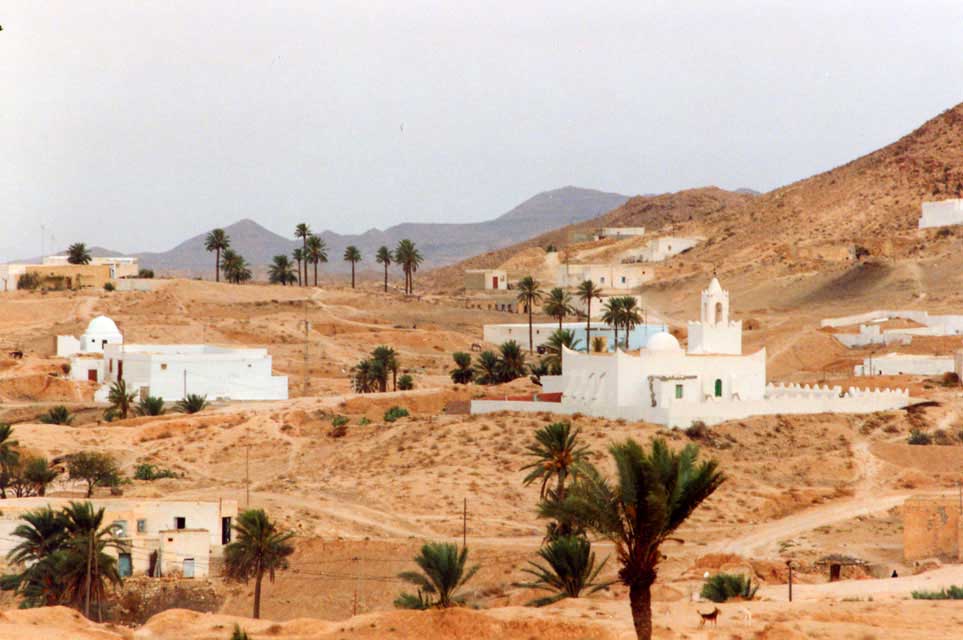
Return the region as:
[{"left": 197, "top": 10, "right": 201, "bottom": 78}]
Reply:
[{"left": 786, "top": 560, "right": 793, "bottom": 602}]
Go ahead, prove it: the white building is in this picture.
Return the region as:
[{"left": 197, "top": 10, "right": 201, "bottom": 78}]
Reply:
[
  {"left": 59, "top": 316, "right": 288, "bottom": 401},
  {"left": 919, "top": 199, "right": 963, "bottom": 229},
  {"left": 855, "top": 354, "right": 955, "bottom": 377},
  {"left": 464, "top": 269, "right": 508, "bottom": 290},
  {"left": 822, "top": 309, "right": 963, "bottom": 338},
  {"left": 472, "top": 277, "right": 911, "bottom": 427},
  {"left": 633, "top": 236, "right": 702, "bottom": 262},
  {"left": 557, "top": 262, "right": 655, "bottom": 290},
  {"left": 43, "top": 254, "right": 140, "bottom": 279},
  {"left": 0, "top": 497, "right": 237, "bottom": 578},
  {"left": 597, "top": 227, "right": 646, "bottom": 239}
]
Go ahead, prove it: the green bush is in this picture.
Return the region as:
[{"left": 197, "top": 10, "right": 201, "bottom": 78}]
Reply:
[
  {"left": 397, "top": 374, "right": 414, "bottom": 390},
  {"left": 17, "top": 272, "right": 39, "bottom": 290},
  {"left": 358, "top": 417, "right": 371, "bottom": 426},
  {"left": 907, "top": 428, "right": 932, "bottom": 445},
  {"left": 177, "top": 393, "right": 208, "bottom": 414},
  {"left": 912, "top": 585, "right": 963, "bottom": 599},
  {"left": 331, "top": 415, "right": 349, "bottom": 428},
  {"left": 103, "top": 282, "right": 115, "bottom": 292},
  {"left": 134, "top": 463, "right": 179, "bottom": 480},
  {"left": 137, "top": 395, "right": 166, "bottom": 416},
  {"left": 138, "top": 268, "right": 155, "bottom": 278},
  {"left": 701, "top": 573, "right": 757, "bottom": 603},
  {"left": 384, "top": 406, "right": 410, "bottom": 423},
  {"left": 230, "top": 625, "right": 251, "bottom": 640},
  {"left": 39, "top": 405, "right": 73, "bottom": 425}
]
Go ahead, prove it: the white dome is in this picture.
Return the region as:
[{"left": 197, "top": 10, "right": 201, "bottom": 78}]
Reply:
[
  {"left": 707, "top": 276, "right": 723, "bottom": 294},
  {"left": 83, "top": 315, "right": 121, "bottom": 336},
  {"left": 646, "top": 331, "right": 681, "bottom": 352}
]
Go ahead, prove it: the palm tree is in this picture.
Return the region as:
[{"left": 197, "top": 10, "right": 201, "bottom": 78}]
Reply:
[
  {"left": 498, "top": 340, "right": 526, "bottom": 382},
  {"left": 66, "top": 243, "right": 92, "bottom": 265},
  {"left": 294, "top": 223, "right": 311, "bottom": 286},
  {"left": 394, "top": 239, "right": 423, "bottom": 295},
  {"left": 0, "top": 506, "right": 65, "bottom": 607},
  {"left": 543, "top": 287, "right": 574, "bottom": 330},
  {"left": 0, "top": 424, "right": 20, "bottom": 499},
  {"left": 371, "top": 345, "right": 399, "bottom": 391},
  {"left": 375, "top": 246, "right": 392, "bottom": 292},
  {"left": 221, "top": 249, "right": 252, "bottom": 284},
  {"left": 136, "top": 396, "right": 165, "bottom": 416},
  {"left": 224, "top": 509, "right": 295, "bottom": 619},
  {"left": 619, "top": 296, "right": 643, "bottom": 350},
  {"left": 577, "top": 280, "right": 602, "bottom": 353},
  {"left": 343, "top": 246, "right": 362, "bottom": 288},
  {"left": 59, "top": 501, "right": 126, "bottom": 620},
  {"left": 177, "top": 394, "right": 207, "bottom": 414},
  {"left": 542, "top": 439, "right": 724, "bottom": 640},
  {"left": 106, "top": 380, "right": 135, "bottom": 421},
  {"left": 517, "top": 535, "right": 612, "bottom": 606},
  {"left": 305, "top": 235, "right": 327, "bottom": 286},
  {"left": 351, "top": 359, "right": 379, "bottom": 393},
  {"left": 23, "top": 457, "right": 59, "bottom": 496},
  {"left": 473, "top": 351, "right": 501, "bottom": 385},
  {"left": 450, "top": 352, "right": 474, "bottom": 384},
  {"left": 542, "top": 329, "right": 581, "bottom": 375},
  {"left": 395, "top": 543, "right": 479, "bottom": 609},
  {"left": 268, "top": 255, "right": 296, "bottom": 286},
  {"left": 291, "top": 248, "right": 305, "bottom": 286},
  {"left": 204, "top": 229, "right": 231, "bottom": 282},
  {"left": 515, "top": 276, "right": 545, "bottom": 353},
  {"left": 40, "top": 405, "right": 73, "bottom": 425},
  {"left": 522, "top": 421, "right": 589, "bottom": 503},
  {"left": 602, "top": 297, "right": 625, "bottom": 351}
]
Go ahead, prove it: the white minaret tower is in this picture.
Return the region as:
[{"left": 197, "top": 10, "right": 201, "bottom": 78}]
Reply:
[{"left": 687, "top": 276, "right": 742, "bottom": 354}]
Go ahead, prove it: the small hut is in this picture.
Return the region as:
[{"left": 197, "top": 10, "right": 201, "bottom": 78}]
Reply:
[{"left": 815, "top": 554, "right": 869, "bottom": 582}]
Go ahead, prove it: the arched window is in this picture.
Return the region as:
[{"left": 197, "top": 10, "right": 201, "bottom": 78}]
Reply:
[
  {"left": 714, "top": 379, "right": 723, "bottom": 397},
  {"left": 715, "top": 301, "right": 724, "bottom": 324}
]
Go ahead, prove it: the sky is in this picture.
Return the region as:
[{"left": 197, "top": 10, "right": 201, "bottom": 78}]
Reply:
[{"left": 3, "top": 1, "right": 963, "bottom": 260}]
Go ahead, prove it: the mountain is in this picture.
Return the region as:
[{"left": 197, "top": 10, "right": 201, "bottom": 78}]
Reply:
[{"left": 136, "top": 186, "right": 629, "bottom": 274}]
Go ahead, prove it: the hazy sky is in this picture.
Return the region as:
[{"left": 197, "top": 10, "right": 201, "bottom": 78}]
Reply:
[{"left": 3, "top": 1, "right": 963, "bottom": 259}]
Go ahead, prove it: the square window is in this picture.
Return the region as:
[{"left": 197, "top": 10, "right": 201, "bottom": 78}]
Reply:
[
  {"left": 675, "top": 384, "right": 683, "bottom": 399},
  {"left": 136, "top": 519, "right": 146, "bottom": 533},
  {"left": 160, "top": 363, "right": 167, "bottom": 370}
]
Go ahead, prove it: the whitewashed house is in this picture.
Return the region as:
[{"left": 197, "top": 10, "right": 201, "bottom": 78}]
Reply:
[
  {"left": 59, "top": 316, "right": 288, "bottom": 401},
  {"left": 0, "top": 498, "right": 238, "bottom": 578},
  {"left": 472, "top": 277, "right": 911, "bottom": 427}
]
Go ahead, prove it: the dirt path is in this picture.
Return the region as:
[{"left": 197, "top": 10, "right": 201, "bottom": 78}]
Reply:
[{"left": 758, "top": 564, "right": 963, "bottom": 601}]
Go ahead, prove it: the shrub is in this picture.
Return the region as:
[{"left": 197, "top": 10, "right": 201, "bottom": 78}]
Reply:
[
  {"left": 231, "top": 625, "right": 251, "bottom": 640},
  {"left": 942, "top": 372, "right": 960, "bottom": 387},
  {"left": 17, "top": 272, "right": 39, "bottom": 290},
  {"left": 397, "top": 374, "right": 414, "bottom": 390},
  {"left": 591, "top": 336, "right": 607, "bottom": 353},
  {"left": 358, "top": 417, "right": 371, "bottom": 426},
  {"left": 137, "top": 395, "right": 166, "bottom": 416},
  {"left": 138, "top": 268, "right": 155, "bottom": 278},
  {"left": 933, "top": 429, "right": 955, "bottom": 446},
  {"left": 331, "top": 415, "right": 349, "bottom": 428},
  {"left": 177, "top": 394, "right": 208, "bottom": 414},
  {"left": 104, "top": 282, "right": 115, "bottom": 292},
  {"left": 384, "top": 406, "right": 410, "bottom": 422},
  {"left": 701, "top": 573, "right": 758, "bottom": 603},
  {"left": 912, "top": 585, "right": 963, "bottom": 599},
  {"left": 134, "top": 463, "right": 179, "bottom": 480},
  {"left": 685, "top": 420, "right": 709, "bottom": 440},
  {"left": 39, "top": 405, "right": 73, "bottom": 425},
  {"left": 907, "top": 429, "right": 932, "bottom": 445}
]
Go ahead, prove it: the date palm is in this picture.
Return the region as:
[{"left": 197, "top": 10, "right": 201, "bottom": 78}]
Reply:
[
  {"left": 542, "top": 329, "right": 581, "bottom": 375},
  {"left": 543, "top": 287, "right": 574, "bottom": 330},
  {"left": 577, "top": 280, "right": 602, "bottom": 353},
  {"left": 204, "top": 229, "right": 230, "bottom": 282},
  {"left": 541, "top": 438, "right": 724, "bottom": 640},
  {"left": 395, "top": 543, "right": 479, "bottom": 609},
  {"left": 522, "top": 421, "right": 589, "bottom": 502},
  {"left": 498, "top": 340, "right": 526, "bottom": 382},
  {"left": 375, "top": 245, "right": 392, "bottom": 292},
  {"left": 517, "top": 535, "right": 612, "bottom": 606},
  {"left": 343, "top": 246, "right": 362, "bottom": 288},
  {"left": 619, "top": 296, "right": 643, "bottom": 349},
  {"left": 394, "top": 239, "right": 423, "bottom": 295},
  {"left": 294, "top": 223, "right": 311, "bottom": 286},
  {"left": 268, "top": 255, "right": 296, "bottom": 286},
  {"left": 305, "top": 235, "right": 327, "bottom": 286},
  {"left": 450, "top": 352, "right": 474, "bottom": 384},
  {"left": 66, "top": 243, "right": 92, "bottom": 265},
  {"left": 222, "top": 249, "right": 252, "bottom": 284},
  {"left": 224, "top": 509, "right": 295, "bottom": 619},
  {"left": 0, "top": 424, "right": 18, "bottom": 499},
  {"left": 106, "top": 380, "right": 135, "bottom": 420},
  {"left": 23, "top": 457, "right": 59, "bottom": 496},
  {"left": 59, "top": 501, "right": 126, "bottom": 620},
  {"left": 291, "top": 248, "right": 304, "bottom": 287},
  {"left": 602, "top": 297, "right": 625, "bottom": 351},
  {"left": 371, "top": 345, "right": 399, "bottom": 391},
  {"left": 0, "top": 506, "right": 66, "bottom": 607},
  {"left": 515, "top": 276, "right": 544, "bottom": 353},
  {"left": 473, "top": 351, "right": 500, "bottom": 385}
]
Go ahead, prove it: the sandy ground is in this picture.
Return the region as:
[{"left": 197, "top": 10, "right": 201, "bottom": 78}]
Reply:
[{"left": 3, "top": 277, "right": 963, "bottom": 637}]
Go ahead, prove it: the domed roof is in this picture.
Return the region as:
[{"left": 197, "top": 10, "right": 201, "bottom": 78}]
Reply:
[
  {"left": 646, "top": 331, "right": 681, "bottom": 352},
  {"left": 83, "top": 315, "right": 121, "bottom": 336},
  {"left": 707, "top": 276, "right": 724, "bottom": 294}
]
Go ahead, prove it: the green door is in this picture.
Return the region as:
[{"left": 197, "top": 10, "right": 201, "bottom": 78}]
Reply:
[{"left": 714, "top": 379, "right": 723, "bottom": 397}]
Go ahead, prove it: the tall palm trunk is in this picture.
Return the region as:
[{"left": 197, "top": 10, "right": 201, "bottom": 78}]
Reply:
[
  {"left": 351, "top": 262, "right": 356, "bottom": 288},
  {"left": 613, "top": 322, "right": 619, "bottom": 352},
  {"left": 528, "top": 304, "right": 534, "bottom": 353},
  {"left": 625, "top": 321, "right": 630, "bottom": 350},
  {"left": 301, "top": 237, "right": 308, "bottom": 287},
  {"left": 558, "top": 315, "right": 563, "bottom": 330},
  {"left": 629, "top": 582, "right": 653, "bottom": 640},
  {"left": 383, "top": 264, "right": 388, "bottom": 292},
  {"left": 585, "top": 299, "right": 591, "bottom": 352},
  {"left": 253, "top": 564, "right": 263, "bottom": 618},
  {"left": 314, "top": 261, "right": 319, "bottom": 286},
  {"left": 215, "top": 248, "right": 221, "bottom": 282}
]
